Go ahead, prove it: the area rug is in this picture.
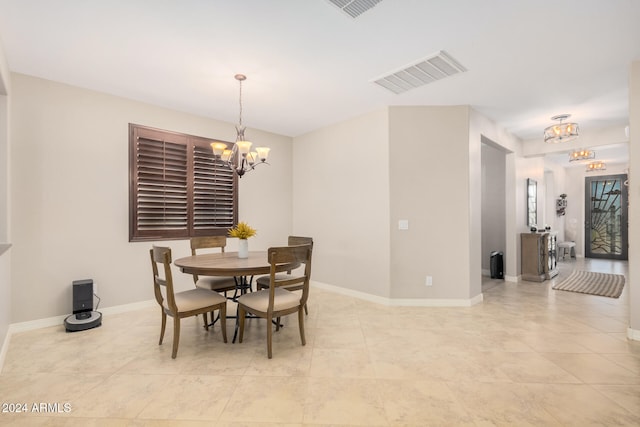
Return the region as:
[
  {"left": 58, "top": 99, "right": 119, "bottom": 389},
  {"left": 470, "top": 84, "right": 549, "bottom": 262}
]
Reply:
[{"left": 552, "top": 270, "right": 625, "bottom": 298}]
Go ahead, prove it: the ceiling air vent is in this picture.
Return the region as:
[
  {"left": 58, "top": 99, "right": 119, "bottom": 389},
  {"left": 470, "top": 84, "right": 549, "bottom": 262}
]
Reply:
[
  {"left": 327, "top": 0, "right": 383, "bottom": 18},
  {"left": 372, "top": 51, "right": 468, "bottom": 94}
]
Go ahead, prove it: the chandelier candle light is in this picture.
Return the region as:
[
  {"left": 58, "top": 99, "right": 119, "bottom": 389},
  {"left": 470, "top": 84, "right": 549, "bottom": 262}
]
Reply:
[
  {"left": 211, "top": 74, "right": 270, "bottom": 177},
  {"left": 544, "top": 114, "right": 579, "bottom": 143}
]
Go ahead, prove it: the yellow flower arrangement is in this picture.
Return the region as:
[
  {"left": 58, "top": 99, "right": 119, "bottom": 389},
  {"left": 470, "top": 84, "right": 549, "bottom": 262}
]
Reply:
[{"left": 228, "top": 221, "right": 257, "bottom": 239}]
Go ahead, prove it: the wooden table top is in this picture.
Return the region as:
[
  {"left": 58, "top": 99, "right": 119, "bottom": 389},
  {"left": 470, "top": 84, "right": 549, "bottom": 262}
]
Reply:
[{"left": 174, "top": 251, "right": 295, "bottom": 276}]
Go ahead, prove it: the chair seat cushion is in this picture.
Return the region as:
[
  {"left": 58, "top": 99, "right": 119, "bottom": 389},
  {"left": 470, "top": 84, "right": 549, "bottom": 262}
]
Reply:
[
  {"left": 237, "top": 288, "right": 300, "bottom": 313},
  {"left": 164, "top": 288, "right": 227, "bottom": 313},
  {"left": 557, "top": 241, "right": 576, "bottom": 248},
  {"left": 195, "top": 276, "right": 237, "bottom": 292}
]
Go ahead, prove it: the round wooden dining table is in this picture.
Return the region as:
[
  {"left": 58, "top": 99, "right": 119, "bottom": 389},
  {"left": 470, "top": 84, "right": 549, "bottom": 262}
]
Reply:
[{"left": 173, "top": 251, "right": 296, "bottom": 277}]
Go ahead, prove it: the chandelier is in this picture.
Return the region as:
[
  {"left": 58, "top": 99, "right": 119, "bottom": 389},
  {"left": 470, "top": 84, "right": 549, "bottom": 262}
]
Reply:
[
  {"left": 544, "top": 114, "right": 579, "bottom": 143},
  {"left": 568, "top": 149, "right": 595, "bottom": 162},
  {"left": 586, "top": 161, "right": 606, "bottom": 172},
  {"left": 211, "top": 74, "right": 270, "bottom": 178}
]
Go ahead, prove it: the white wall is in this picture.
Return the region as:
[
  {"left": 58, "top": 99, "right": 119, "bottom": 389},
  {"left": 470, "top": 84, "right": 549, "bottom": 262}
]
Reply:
[
  {"left": 563, "top": 167, "right": 584, "bottom": 251},
  {"left": 514, "top": 156, "right": 546, "bottom": 274},
  {"left": 543, "top": 170, "right": 555, "bottom": 231},
  {"left": 292, "top": 109, "right": 390, "bottom": 298},
  {"left": 10, "top": 73, "right": 293, "bottom": 322},
  {"left": 543, "top": 161, "right": 567, "bottom": 242}
]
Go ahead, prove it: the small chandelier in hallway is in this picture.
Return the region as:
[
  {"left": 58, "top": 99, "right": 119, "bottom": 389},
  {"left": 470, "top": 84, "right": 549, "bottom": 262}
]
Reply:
[
  {"left": 568, "top": 149, "right": 595, "bottom": 162},
  {"left": 586, "top": 161, "right": 606, "bottom": 172},
  {"left": 544, "top": 114, "right": 579, "bottom": 143},
  {"left": 211, "top": 74, "right": 270, "bottom": 178}
]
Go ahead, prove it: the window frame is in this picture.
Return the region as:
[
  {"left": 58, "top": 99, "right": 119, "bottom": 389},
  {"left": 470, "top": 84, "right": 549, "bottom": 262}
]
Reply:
[{"left": 129, "top": 123, "right": 238, "bottom": 242}]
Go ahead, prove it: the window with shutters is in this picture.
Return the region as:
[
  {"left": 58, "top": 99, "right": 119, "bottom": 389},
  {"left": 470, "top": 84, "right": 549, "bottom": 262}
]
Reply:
[{"left": 129, "top": 124, "right": 238, "bottom": 241}]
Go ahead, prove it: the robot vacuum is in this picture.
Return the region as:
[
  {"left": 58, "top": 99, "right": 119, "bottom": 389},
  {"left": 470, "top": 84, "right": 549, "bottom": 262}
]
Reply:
[{"left": 64, "top": 311, "right": 102, "bottom": 332}]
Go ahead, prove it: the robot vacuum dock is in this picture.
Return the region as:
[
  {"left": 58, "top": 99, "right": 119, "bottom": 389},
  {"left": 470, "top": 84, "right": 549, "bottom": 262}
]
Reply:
[{"left": 64, "top": 279, "right": 102, "bottom": 332}]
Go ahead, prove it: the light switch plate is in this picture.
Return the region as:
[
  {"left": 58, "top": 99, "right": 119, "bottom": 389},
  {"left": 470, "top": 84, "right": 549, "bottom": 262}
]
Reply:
[{"left": 398, "top": 220, "right": 409, "bottom": 230}]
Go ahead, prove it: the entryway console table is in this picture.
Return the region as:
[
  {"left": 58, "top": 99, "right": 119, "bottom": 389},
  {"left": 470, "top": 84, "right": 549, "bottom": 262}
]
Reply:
[{"left": 521, "top": 232, "right": 558, "bottom": 282}]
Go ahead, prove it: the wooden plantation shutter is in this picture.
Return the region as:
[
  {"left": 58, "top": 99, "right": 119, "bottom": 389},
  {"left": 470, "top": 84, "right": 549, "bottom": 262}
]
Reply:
[
  {"left": 192, "top": 137, "right": 237, "bottom": 232},
  {"left": 129, "top": 124, "right": 238, "bottom": 241}
]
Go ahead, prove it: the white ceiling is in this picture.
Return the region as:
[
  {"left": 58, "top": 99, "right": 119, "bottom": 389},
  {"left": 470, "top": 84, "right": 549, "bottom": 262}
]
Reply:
[{"left": 0, "top": 1, "right": 638, "bottom": 155}]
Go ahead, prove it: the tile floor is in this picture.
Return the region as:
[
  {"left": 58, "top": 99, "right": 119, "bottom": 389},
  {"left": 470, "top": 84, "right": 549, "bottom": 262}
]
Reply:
[{"left": 1, "top": 257, "right": 639, "bottom": 426}]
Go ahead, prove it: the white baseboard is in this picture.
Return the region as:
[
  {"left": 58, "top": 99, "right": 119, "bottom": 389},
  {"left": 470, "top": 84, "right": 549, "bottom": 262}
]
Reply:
[
  {"left": 628, "top": 327, "right": 640, "bottom": 341},
  {"left": 8, "top": 313, "right": 69, "bottom": 335},
  {"left": 99, "top": 299, "right": 156, "bottom": 316},
  {"left": 310, "top": 281, "right": 483, "bottom": 307},
  {"left": 7, "top": 299, "right": 156, "bottom": 334},
  {"left": 505, "top": 274, "right": 519, "bottom": 282}
]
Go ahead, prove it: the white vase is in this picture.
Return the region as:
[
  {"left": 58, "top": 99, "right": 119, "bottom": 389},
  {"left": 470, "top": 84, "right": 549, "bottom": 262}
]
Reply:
[{"left": 238, "top": 239, "right": 249, "bottom": 258}]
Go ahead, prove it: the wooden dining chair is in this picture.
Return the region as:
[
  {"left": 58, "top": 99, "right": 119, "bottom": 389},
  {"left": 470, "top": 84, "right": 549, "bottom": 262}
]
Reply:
[
  {"left": 255, "top": 236, "right": 313, "bottom": 315},
  {"left": 237, "top": 243, "right": 312, "bottom": 359},
  {"left": 150, "top": 245, "right": 228, "bottom": 359},
  {"left": 190, "top": 236, "right": 238, "bottom": 297}
]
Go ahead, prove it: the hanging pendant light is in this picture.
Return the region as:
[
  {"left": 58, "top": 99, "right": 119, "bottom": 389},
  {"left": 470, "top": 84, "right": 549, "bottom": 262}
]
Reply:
[
  {"left": 568, "top": 149, "right": 595, "bottom": 162},
  {"left": 211, "top": 74, "right": 270, "bottom": 178},
  {"left": 586, "top": 161, "right": 606, "bottom": 172},
  {"left": 544, "top": 114, "right": 579, "bottom": 143}
]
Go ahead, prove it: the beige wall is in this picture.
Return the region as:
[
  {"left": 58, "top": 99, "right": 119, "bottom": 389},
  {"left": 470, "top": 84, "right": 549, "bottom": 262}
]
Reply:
[
  {"left": 0, "top": 37, "right": 11, "bottom": 361},
  {"left": 292, "top": 105, "right": 524, "bottom": 303},
  {"left": 629, "top": 61, "right": 639, "bottom": 335},
  {"left": 389, "top": 106, "right": 473, "bottom": 299},
  {"left": 292, "top": 109, "right": 391, "bottom": 298},
  {"left": 9, "top": 73, "right": 293, "bottom": 322}
]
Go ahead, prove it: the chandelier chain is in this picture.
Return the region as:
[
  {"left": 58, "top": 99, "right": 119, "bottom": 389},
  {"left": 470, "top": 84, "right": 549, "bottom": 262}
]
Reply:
[{"left": 238, "top": 78, "right": 243, "bottom": 127}]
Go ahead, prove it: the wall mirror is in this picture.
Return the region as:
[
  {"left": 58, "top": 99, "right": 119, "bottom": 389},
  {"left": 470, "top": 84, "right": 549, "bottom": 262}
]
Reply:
[{"left": 527, "top": 178, "right": 537, "bottom": 227}]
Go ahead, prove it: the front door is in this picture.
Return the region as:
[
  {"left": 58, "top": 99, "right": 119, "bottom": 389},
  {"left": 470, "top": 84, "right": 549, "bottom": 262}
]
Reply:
[{"left": 584, "top": 174, "right": 628, "bottom": 259}]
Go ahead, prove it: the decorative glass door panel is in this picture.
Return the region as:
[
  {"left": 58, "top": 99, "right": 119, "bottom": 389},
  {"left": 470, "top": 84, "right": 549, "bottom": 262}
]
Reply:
[
  {"left": 585, "top": 174, "right": 628, "bottom": 259},
  {"left": 547, "top": 233, "right": 557, "bottom": 273}
]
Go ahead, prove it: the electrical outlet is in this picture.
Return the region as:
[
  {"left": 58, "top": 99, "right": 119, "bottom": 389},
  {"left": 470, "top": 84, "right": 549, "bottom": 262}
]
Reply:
[{"left": 425, "top": 276, "right": 433, "bottom": 286}]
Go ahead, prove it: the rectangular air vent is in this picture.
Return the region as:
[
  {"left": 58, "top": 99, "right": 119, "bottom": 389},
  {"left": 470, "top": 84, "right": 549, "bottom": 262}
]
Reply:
[
  {"left": 327, "top": 0, "right": 383, "bottom": 18},
  {"left": 372, "top": 51, "right": 467, "bottom": 94}
]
